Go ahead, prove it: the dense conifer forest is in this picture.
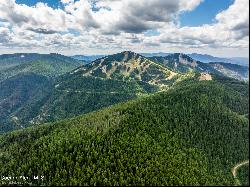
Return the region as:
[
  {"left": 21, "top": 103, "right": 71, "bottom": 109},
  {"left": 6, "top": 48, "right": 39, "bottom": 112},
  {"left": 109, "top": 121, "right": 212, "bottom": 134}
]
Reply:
[{"left": 0, "top": 79, "right": 248, "bottom": 186}]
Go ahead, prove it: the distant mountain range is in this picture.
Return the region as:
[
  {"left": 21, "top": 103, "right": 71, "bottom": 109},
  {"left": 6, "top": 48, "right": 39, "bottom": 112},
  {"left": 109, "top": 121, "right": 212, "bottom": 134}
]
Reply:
[
  {"left": 72, "top": 53, "right": 249, "bottom": 67},
  {"left": 71, "top": 55, "right": 105, "bottom": 63},
  {"left": 141, "top": 52, "right": 170, "bottom": 57},
  {"left": 144, "top": 53, "right": 249, "bottom": 67},
  {"left": 188, "top": 53, "right": 249, "bottom": 67}
]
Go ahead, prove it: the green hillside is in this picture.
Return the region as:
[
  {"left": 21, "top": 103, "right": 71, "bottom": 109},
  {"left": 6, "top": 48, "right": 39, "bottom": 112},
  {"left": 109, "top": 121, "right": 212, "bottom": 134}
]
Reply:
[
  {"left": 0, "top": 53, "right": 83, "bottom": 81},
  {"left": 0, "top": 79, "right": 248, "bottom": 186},
  {"left": 12, "top": 75, "right": 158, "bottom": 127}
]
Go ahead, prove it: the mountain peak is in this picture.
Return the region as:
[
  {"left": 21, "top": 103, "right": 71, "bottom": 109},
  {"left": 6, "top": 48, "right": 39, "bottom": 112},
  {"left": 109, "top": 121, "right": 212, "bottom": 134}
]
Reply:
[
  {"left": 120, "top": 51, "right": 138, "bottom": 55},
  {"left": 120, "top": 51, "right": 141, "bottom": 61},
  {"left": 91, "top": 51, "right": 142, "bottom": 64},
  {"left": 73, "top": 51, "right": 176, "bottom": 88}
]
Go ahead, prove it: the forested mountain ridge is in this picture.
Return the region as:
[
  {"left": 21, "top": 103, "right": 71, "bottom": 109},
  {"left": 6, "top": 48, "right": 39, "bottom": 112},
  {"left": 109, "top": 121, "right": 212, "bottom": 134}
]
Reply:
[
  {"left": 149, "top": 53, "right": 249, "bottom": 81},
  {"left": 209, "top": 62, "right": 249, "bottom": 81},
  {"left": 149, "top": 53, "right": 218, "bottom": 73},
  {"left": 0, "top": 51, "right": 248, "bottom": 134},
  {"left": 0, "top": 51, "right": 187, "bottom": 133},
  {"left": 0, "top": 51, "right": 176, "bottom": 133},
  {"left": 0, "top": 53, "right": 84, "bottom": 81},
  {"left": 0, "top": 79, "right": 248, "bottom": 186},
  {"left": 76, "top": 52, "right": 249, "bottom": 67}
]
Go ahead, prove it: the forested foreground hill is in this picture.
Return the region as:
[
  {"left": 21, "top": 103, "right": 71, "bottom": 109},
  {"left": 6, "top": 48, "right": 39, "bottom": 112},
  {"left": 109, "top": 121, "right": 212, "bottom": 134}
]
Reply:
[{"left": 0, "top": 80, "right": 248, "bottom": 186}]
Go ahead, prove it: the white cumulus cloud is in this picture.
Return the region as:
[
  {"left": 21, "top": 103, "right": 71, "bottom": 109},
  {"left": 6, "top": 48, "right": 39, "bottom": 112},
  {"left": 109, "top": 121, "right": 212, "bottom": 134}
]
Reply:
[{"left": 0, "top": 0, "right": 248, "bottom": 57}]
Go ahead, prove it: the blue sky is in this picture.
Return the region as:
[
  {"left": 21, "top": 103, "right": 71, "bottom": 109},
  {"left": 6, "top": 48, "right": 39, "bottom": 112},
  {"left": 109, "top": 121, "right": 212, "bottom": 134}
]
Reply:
[
  {"left": 16, "top": 0, "right": 60, "bottom": 8},
  {"left": 180, "top": 0, "right": 234, "bottom": 26}
]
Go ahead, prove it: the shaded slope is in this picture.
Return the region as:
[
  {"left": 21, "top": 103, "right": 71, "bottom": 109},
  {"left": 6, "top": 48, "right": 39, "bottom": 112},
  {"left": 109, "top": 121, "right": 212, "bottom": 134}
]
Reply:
[
  {"left": 0, "top": 73, "right": 52, "bottom": 133},
  {"left": 13, "top": 75, "right": 158, "bottom": 126}
]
